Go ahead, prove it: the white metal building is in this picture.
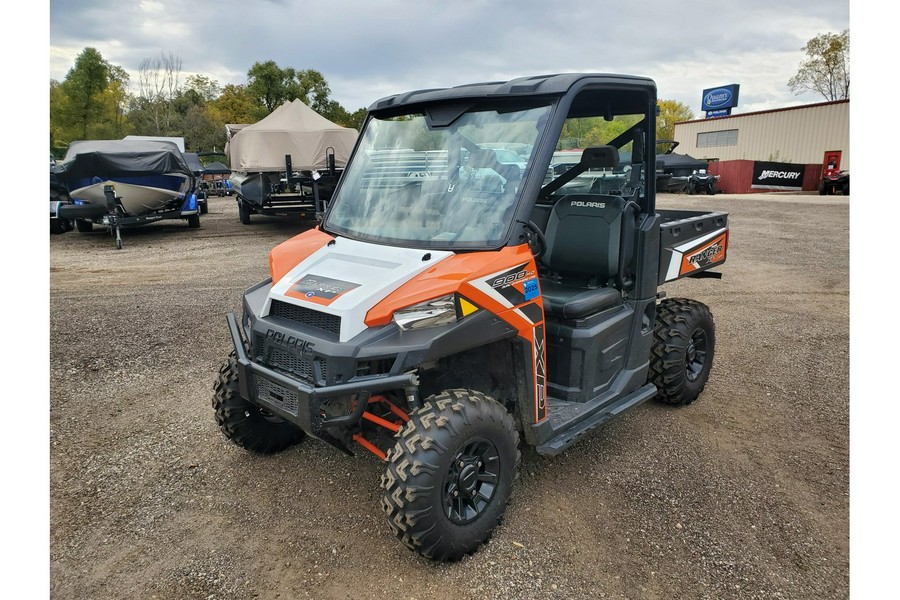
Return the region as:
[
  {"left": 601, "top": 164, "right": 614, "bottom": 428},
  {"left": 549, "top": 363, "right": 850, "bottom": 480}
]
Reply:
[{"left": 673, "top": 100, "right": 850, "bottom": 170}]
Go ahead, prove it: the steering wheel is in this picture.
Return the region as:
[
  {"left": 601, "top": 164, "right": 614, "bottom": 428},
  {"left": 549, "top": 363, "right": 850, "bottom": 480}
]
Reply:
[{"left": 524, "top": 221, "right": 548, "bottom": 259}]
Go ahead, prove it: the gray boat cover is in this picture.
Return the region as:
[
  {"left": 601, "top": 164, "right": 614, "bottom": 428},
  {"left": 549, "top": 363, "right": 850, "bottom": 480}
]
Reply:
[
  {"left": 203, "top": 161, "right": 231, "bottom": 175},
  {"left": 183, "top": 152, "right": 206, "bottom": 175},
  {"left": 227, "top": 99, "right": 358, "bottom": 172},
  {"left": 55, "top": 139, "right": 193, "bottom": 181}
]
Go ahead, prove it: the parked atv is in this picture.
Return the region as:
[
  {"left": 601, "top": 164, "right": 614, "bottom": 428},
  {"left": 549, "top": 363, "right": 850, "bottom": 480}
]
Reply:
[
  {"left": 212, "top": 73, "right": 729, "bottom": 561},
  {"left": 819, "top": 170, "right": 849, "bottom": 195},
  {"left": 687, "top": 169, "right": 718, "bottom": 195}
]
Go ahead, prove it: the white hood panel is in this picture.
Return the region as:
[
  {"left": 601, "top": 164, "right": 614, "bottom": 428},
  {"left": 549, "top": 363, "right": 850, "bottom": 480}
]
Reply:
[{"left": 266, "top": 238, "right": 454, "bottom": 341}]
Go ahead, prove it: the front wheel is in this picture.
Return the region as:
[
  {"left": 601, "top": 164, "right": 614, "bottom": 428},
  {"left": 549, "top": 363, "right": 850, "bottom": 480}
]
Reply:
[
  {"left": 649, "top": 298, "right": 715, "bottom": 406},
  {"left": 212, "top": 353, "right": 305, "bottom": 454},
  {"left": 380, "top": 389, "right": 520, "bottom": 561}
]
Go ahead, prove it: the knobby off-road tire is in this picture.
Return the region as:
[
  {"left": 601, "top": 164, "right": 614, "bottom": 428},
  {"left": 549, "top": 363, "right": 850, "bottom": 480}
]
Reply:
[
  {"left": 212, "top": 352, "right": 305, "bottom": 454},
  {"left": 380, "top": 389, "right": 520, "bottom": 561},
  {"left": 650, "top": 298, "right": 716, "bottom": 406}
]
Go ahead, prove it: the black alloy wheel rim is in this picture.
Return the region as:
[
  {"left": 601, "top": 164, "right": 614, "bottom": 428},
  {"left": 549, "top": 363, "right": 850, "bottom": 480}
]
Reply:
[
  {"left": 443, "top": 437, "right": 500, "bottom": 525},
  {"left": 685, "top": 327, "right": 708, "bottom": 382}
]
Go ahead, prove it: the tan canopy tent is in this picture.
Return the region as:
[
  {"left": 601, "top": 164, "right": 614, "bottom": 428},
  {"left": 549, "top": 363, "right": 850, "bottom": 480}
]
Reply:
[{"left": 228, "top": 100, "right": 359, "bottom": 172}]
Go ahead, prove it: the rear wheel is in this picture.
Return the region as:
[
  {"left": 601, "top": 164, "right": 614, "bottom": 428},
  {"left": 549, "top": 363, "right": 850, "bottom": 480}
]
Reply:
[
  {"left": 212, "top": 353, "right": 305, "bottom": 454},
  {"left": 238, "top": 200, "right": 251, "bottom": 225},
  {"left": 650, "top": 298, "right": 715, "bottom": 406},
  {"left": 50, "top": 218, "right": 70, "bottom": 235},
  {"left": 187, "top": 213, "right": 200, "bottom": 228},
  {"left": 380, "top": 389, "right": 520, "bottom": 561}
]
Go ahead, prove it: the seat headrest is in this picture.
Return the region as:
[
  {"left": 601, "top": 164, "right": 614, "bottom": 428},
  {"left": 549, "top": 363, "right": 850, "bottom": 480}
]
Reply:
[
  {"left": 580, "top": 146, "right": 619, "bottom": 169},
  {"left": 468, "top": 148, "right": 497, "bottom": 169}
]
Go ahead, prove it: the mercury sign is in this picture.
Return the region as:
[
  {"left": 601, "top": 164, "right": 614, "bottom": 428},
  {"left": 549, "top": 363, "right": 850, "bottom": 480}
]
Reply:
[{"left": 701, "top": 84, "right": 740, "bottom": 111}]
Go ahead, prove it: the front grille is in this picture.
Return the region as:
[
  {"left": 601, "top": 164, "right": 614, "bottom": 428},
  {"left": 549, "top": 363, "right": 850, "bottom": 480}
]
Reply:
[
  {"left": 254, "top": 333, "right": 327, "bottom": 384},
  {"left": 255, "top": 377, "right": 299, "bottom": 415},
  {"left": 270, "top": 299, "right": 341, "bottom": 336}
]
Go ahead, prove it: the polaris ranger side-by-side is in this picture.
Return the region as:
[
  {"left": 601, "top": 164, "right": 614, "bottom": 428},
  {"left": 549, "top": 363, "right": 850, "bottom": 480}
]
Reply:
[{"left": 213, "top": 73, "right": 729, "bottom": 560}]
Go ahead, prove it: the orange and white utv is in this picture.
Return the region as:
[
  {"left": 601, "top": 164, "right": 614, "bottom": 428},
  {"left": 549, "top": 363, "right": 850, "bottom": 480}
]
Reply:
[{"left": 213, "top": 73, "right": 728, "bottom": 560}]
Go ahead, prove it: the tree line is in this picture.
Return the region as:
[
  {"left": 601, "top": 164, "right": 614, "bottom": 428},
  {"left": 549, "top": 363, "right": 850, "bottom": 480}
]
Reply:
[
  {"left": 49, "top": 48, "right": 368, "bottom": 162},
  {"left": 50, "top": 47, "right": 696, "bottom": 163},
  {"left": 51, "top": 30, "right": 846, "bottom": 164}
]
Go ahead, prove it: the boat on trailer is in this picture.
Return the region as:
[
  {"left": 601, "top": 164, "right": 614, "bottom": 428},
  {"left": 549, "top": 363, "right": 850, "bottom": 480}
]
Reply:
[{"left": 51, "top": 139, "right": 200, "bottom": 249}]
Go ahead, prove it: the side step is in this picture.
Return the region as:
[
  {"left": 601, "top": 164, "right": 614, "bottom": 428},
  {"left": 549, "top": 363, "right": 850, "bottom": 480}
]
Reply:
[{"left": 535, "top": 383, "right": 657, "bottom": 456}]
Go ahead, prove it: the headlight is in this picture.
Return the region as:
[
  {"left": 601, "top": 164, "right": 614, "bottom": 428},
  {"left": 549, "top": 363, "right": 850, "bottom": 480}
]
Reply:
[{"left": 392, "top": 295, "right": 458, "bottom": 331}]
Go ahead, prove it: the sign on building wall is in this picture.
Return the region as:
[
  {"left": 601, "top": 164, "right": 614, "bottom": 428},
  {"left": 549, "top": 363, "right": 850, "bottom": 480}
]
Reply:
[
  {"left": 702, "top": 84, "right": 740, "bottom": 118},
  {"left": 751, "top": 161, "right": 805, "bottom": 190}
]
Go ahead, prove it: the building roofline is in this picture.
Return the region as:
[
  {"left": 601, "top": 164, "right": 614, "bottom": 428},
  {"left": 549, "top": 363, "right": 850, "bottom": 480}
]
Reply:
[{"left": 676, "top": 98, "right": 849, "bottom": 126}]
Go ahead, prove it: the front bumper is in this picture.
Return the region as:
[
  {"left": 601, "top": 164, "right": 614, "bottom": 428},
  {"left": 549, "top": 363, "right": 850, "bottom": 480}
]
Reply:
[
  {"left": 226, "top": 312, "right": 418, "bottom": 447},
  {"left": 227, "top": 278, "right": 518, "bottom": 451}
]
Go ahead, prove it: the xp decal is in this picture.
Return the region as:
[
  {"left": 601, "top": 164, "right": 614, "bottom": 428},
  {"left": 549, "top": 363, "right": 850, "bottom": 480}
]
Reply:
[
  {"left": 289, "top": 274, "right": 360, "bottom": 301},
  {"left": 533, "top": 323, "right": 547, "bottom": 422}
]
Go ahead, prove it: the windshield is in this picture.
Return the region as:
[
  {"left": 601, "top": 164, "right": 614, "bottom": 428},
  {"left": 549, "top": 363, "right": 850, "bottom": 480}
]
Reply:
[{"left": 323, "top": 104, "right": 552, "bottom": 249}]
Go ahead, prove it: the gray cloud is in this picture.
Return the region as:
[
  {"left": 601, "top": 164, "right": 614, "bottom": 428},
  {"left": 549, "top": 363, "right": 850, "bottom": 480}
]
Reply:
[{"left": 50, "top": 0, "right": 850, "bottom": 115}]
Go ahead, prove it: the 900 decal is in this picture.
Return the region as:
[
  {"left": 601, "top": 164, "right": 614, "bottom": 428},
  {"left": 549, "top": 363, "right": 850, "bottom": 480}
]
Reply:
[{"left": 489, "top": 265, "right": 536, "bottom": 290}]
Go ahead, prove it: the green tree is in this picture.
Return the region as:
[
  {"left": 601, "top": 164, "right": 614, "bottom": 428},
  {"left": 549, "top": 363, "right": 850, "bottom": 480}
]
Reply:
[
  {"left": 185, "top": 74, "right": 221, "bottom": 102},
  {"left": 295, "top": 69, "right": 331, "bottom": 113},
  {"left": 317, "top": 100, "right": 366, "bottom": 130},
  {"left": 182, "top": 104, "right": 225, "bottom": 152},
  {"left": 247, "top": 60, "right": 298, "bottom": 112},
  {"left": 247, "top": 61, "right": 336, "bottom": 115},
  {"left": 208, "top": 84, "right": 266, "bottom": 125},
  {"left": 656, "top": 99, "right": 694, "bottom": 143},
  {"left": 50, "top": 47, "right": 131, "bottom": 148},
  {"left": 788, "top": 29, "right": 849, "bottom": 101}
]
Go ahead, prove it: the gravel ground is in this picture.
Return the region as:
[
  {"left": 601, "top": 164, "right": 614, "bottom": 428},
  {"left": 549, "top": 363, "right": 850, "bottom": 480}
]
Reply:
[{"left": 47, "top": 192, "right": 849, "bottom": 599}]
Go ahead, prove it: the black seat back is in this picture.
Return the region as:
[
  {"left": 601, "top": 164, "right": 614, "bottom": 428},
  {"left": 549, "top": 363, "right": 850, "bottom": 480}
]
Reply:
[{"left": 542, "top": 194, "right": 624, "bottom": 283}]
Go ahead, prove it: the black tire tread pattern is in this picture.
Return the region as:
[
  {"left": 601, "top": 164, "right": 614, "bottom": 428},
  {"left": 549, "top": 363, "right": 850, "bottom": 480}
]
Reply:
[
  {"left": 380, "top": 389, "right": 520, "bottom": 561},
  {"left": 212, "top": 353, "right": 305, "bottom": 454},
  {"left": 649, "top": 298, "right": 715, "bottom": 406}
]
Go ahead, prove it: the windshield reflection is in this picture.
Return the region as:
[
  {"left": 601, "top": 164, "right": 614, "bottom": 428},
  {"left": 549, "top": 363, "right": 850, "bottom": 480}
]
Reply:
[{"left": 324, "top": 105, "right": 551, "bottom": 249}]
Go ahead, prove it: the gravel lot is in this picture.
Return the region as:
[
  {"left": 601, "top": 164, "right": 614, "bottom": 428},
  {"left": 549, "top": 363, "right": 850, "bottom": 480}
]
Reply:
[{"left": 48, "top": 192, "right": 849, "bottom": 599}]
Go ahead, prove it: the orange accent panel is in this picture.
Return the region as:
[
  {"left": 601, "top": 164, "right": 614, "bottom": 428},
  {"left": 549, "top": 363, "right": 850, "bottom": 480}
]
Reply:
[
  {"left": 268, "top": 228, "right": 335, "bottom": 284},
  {"left": 680, "top": 232, "right": 728, "bottom": 276},
  {"left": 365, "top": 244, "right": 536, "bottom": 327}
]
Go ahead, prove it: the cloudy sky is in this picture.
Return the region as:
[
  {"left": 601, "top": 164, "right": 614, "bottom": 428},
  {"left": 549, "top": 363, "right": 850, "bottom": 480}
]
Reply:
[{"left": 48, "top": 0, "right": 850, "bottom": 117}]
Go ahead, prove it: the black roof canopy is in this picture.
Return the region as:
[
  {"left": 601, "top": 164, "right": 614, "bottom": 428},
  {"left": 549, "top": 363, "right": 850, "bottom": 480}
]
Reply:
[{"left": 368, "top": 73, "right": 657, "bottom": 116}]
